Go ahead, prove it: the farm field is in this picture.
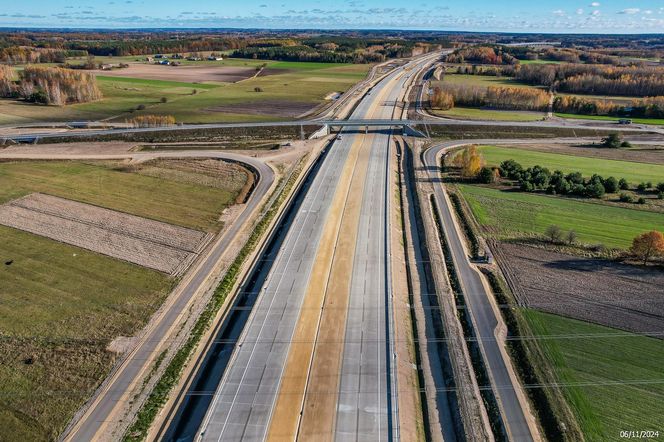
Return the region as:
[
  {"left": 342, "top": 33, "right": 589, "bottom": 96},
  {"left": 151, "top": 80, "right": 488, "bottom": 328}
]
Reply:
[
  {"left": 477, "top": 145, "right": 664, "bottom": 184},
  {"left": 0, "top": 160, "right": 246, "bottom": 232},
  {"left": 432, "top": 106, "right": 545, "bottom": 121},
  {"left": 0, "top": 60, "right": 371, "bottom": 124},
  {"left": 433, "top": 74, "right": 540, "bottom": 89},
  {"left": 458, "top": 184, "right": 663, "bottom": 249},
  {"left": 524, "top": 310, "right": 664, "bottom": 441},
  {"left": 494, "top": 242, "right": 664, "bottom": 334},
  {"left": 0, "top": 158, "right": 249, "bottom": 440}
]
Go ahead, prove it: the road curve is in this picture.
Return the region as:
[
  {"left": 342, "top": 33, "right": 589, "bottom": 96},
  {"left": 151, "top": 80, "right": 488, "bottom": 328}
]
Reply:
[
  {"left": 0, "top": 149, "right": 275, "bottom": 442},
  {"left": 423, "top": 141, "right": 537, "bottom": 441}
]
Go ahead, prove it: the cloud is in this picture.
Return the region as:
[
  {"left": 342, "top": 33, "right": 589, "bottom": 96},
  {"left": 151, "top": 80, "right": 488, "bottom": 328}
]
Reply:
[
  {"left": 590, "top": 2, "right": 600, "bottom": 6},
  {"left": 618, "top": 8, "right": 640, "bottom": 14},
  {"left": 552, "top": 9, "right": 566, "bottom": 16},
  {"left": 576, "top": 8, "right": 584, "bottom": 14},
  {"left": 590, "top": 9, "right": 600, "bottom": 15}
]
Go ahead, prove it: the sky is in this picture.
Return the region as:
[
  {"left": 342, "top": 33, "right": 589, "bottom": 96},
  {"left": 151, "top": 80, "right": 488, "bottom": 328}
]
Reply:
[{"left": 1, "top": 0, "right": 664, "bottom": 33}]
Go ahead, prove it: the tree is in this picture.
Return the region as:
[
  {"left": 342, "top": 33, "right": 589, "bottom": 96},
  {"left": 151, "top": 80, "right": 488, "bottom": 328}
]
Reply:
[
  {"left": 601, "top": 133, "right": 623, "bottom": 148},
  {"left": 619, "top": 178, "right": 630, "bottom": 190},
  {"left": 453, "top": 145, "right": 484, "bottom": 178},
  {"left": 630, "top": 231, "right": 664, "bottom": 265},
  {"left": 545, "top": 224, "right": 563, "bottom": 243},
  {"left": 566, "top": 229, "right": 578, "bottom": 245},
  {"left": 603, "top": 176, "right": 619, "bottom": 193},
  {"left": 477, "top": 166, "right": 498, "bottom": 184}
]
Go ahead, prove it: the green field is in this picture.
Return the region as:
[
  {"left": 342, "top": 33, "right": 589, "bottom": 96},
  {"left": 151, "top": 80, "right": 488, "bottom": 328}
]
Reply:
[
  {"left": 477, "top": 145, "right": 664, "bottom": 184},
  {"left": 434, "top": 74, "right": 542, "bottom": 90},
  {"left": 0, "top": 160, "right": 242, "bottom": 232},
  {"left": 0, "top": 60, "right": 370, "bottom": 124},
  {"left": 458, "top": 184, "right": 663, "bottom": 249},
  {"left": 518, "top": 59, "right": 563, "bottom": 65},
  {"left": 0, "top": 159, "right": 248, "bottom": 440},
  {"left": 524, "top": 310, "right": 664, "bottom": 441},
  {"left": 433, "top": 107, "right": 545, "bottom": 122},
  {"left": 555, "top": 113, "right": 664, "bottom": 126}
]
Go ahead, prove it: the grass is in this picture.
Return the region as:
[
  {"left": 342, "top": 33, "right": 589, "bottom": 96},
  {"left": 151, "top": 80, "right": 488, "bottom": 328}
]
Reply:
[
  {"left": 432, "top": 106, "right": 545, "bottom": 122},
  {"left": 0, "top": 60, "right": 370, "bottom": 124},
  {"left": 0, "top": 159, "right": 248, "bottom": 440},
  {"left": 524, "top": 310, "right": 664, "bottom": 441},
  {"left": 0, "top": 225, "right": 173, "bottom": 441},
  {"left": 477, "top": 145, "right": 664, "bottom": 184},
  {"left": 0, "top": 161, "right": 240, "bottom": 232},
  {"left": 458, "top": 184, "right": 663, "bottom": 249},
  {"left": 433, "top": 74, "right": 542, "bottom": 90},
  {"left": 518, "top": 59, "right": 563, "bottom": 65},
  {"left": 555, "top": 113, "right": 664, "bottom": 126}
]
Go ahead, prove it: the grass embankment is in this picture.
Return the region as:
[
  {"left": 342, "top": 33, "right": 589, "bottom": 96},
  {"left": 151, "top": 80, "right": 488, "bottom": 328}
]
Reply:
[
  {"left": 555, "top": 113, "right": 664, "bottom": 126},
  {"left": 524, "top": 310, "right": 664, "bottom": 441},
  {"left": 0, "top": 160, "right": 241, "bottom": 232},
  {"left": 0, "top": 60, "right": 370, "bottom": 124},
  {"left": 0, "top": 160, "right": 247, "bottom": 440},
  {"left": 458, "top": 184, "right": 662, "bottom": 249},
  {"left": 433, "top": 107, "right": 545, "bottom": 122},
  {"left": 477, "top": 145, "right": 664, "bottom": 184}
]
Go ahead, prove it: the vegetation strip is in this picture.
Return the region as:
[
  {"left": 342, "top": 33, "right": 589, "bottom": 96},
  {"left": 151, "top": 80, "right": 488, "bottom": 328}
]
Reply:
[{"left": 123, "top": 158, "right": 305, "bottom": 441}]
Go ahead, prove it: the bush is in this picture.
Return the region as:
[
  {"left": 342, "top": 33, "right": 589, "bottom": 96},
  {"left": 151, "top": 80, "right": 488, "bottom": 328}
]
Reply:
[
  {"left": 136, "top": 104, "right": 146, "bottom": 110},
  {"left": 619, "top": 192, "right": 634, "bottom": 203},
  {"left": 601, "top": 133, "right": 623, "bottom": 148},
  {"left": 566, "top": 229, "right": 578, "bottom": 245},
  {"left": 254, "top": 87, "right": 263, "bottom": 92},
  {"left": 477, "top": 166, "right": 497, "bottom": 184},
  {"left": 657, "top": 182, "right": 664, "bottom": 192},
  {"left": 658, "top": 192, "right": 663, "bottom": 200},
  {"left": 637, "top": 182, "right": 647, "bottom": 192},
  {"left": 637, "top": 197, "right": 647, "bottom": 204},
  {"left": 160, "top": 97, "right": 168, "bottom": 103},
  {"left": 621, "top": 141, "right": 632, "bottom": 148},
  {"left": 126, "top": 114, "right": 176, "bottom": 127},
  {"left": 545, "top": 224, "right": 563, "bottom": 243},
  {"left": 603, "top": 176, "right": 619, "bottom": 193},
  {"left": 619, "top": 178, "right": 630, "bottom": 190}
]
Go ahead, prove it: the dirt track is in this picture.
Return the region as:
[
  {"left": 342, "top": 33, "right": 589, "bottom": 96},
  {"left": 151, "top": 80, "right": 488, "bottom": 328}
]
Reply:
[{"left": 494, "top": 241, "right": 664, "bottom": 336}]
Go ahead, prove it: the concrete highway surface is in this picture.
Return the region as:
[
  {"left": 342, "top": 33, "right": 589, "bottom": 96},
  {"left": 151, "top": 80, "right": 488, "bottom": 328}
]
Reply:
[
  {"left": 423, "top": 142, "right": 536, "bottom": 441},
  {"left": 0, "top": 150, "right": 276, "bottom": 442},
  {"left": 194, "top": 54, "right": 438, "bottom": 441}
]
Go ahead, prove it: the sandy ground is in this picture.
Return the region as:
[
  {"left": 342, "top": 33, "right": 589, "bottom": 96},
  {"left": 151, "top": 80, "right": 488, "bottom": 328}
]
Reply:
[
  {"left": 494, "top": 241, "right": 664, "bottom": 336},
  {"left": 94, "top": 64, "right": 257, "bottom": 83},
  {"left": 0, "top": 193, "right": 210, "bottom": 275}
]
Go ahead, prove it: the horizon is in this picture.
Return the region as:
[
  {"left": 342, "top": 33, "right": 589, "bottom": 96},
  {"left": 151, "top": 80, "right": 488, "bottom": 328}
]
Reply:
[{"left": 2, "top": 0, "right": 664, "bottom": 34}]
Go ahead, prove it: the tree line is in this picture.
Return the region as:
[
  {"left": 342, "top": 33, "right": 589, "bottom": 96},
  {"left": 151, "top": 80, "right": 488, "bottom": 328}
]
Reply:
[
  {"left": 434, "top": 83, "right": 549, "bottom": 111},
  {"left": 0, "top": 65, "right": 101, "bottom": 105}
]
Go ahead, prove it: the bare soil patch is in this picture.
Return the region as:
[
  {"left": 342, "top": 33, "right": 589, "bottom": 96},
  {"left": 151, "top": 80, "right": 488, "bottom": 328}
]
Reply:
[
  {"left": 0, "top": 193, "right": 211, "bottom": 275},
  {"left": 96, "top": 64, "right": 256, "bottom": 83},
  {"left": 494, "top": 241, "right": 664, "bottom": 336},
  {"left": 205, "top": 100, "right": 315, "bottom": 117}
]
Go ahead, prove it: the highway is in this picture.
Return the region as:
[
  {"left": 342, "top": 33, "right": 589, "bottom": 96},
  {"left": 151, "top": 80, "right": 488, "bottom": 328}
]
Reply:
[
  {"left": 193, "top": 54, "right": 437, "bottom": 441},
  {"left": 0, "top": 149, "right": 277, "bottom": 442},
  {"left": 423, "top": 142, "right": 536, "bottom": 441}
]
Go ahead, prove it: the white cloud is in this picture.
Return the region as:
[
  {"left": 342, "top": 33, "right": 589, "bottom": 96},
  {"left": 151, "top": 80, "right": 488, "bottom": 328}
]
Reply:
[
  {"left": 552, "top": 9, "right": 565, "bottom": 16},
  {"left": 619, "top": 8, "right": 640, "bottom": 14},
  {"left": 590, "top": 2, "right": 600, "bottom": 6},
  {"left": 591, "top": 9, "right": 600, "bottom": 15},
  {"left": 576, "top": 8, "right": 584, "bottom": 14}
]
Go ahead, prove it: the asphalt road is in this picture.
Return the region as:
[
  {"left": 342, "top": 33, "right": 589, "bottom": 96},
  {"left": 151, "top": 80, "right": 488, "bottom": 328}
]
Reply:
[
  {"left": 2, "top": 150, "right": 276, "bottom": 442},
  {"left": 195, "top": 54, "right": 438, "bottom": 442},
  {"left": 423, "top": 142, "right": 535, "bottom": 441}
]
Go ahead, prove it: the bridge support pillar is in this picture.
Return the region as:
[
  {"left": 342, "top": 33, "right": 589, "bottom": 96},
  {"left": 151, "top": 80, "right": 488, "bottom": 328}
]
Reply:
[
  {"left": 308, "top": 124, "right": 330, "bottom": 139},
  {"left": 403, "top": 124, "right": 427, "bottom": 138}
]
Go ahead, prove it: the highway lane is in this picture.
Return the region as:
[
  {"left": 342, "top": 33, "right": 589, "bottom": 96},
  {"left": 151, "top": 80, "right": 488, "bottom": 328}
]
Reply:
[
  {"left": 423, "top": 142, "right": 536, "bottom": 441},
  {"left": 195, "top": 55, "right": 438, "bottom": 442},
  {"left": 0, "top": 149, "right": 275, "bottom": 442}
]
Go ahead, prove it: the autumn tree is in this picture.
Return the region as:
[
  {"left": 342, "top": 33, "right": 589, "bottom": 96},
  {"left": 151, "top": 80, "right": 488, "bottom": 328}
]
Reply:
[
  {"left": 630, "top": 231, "right": 664, "bottom": 265},
  {"left": 17, "top": 66, "right": 101, "bottom": 105},
  {"left": 126, "top": 114, "right": 176, "bottom": 127},
  {"left": 430, "top": 86, "right": 454, "bottom": 110},
  {"left": 452, "top": 145, "right": 484, "bottom": 178},
  {"left": 0, "top": 64, "right": 16, "bottom": 97}
]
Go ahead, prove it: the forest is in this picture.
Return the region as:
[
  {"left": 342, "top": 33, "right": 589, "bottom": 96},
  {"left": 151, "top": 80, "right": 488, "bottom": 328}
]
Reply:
[{"left": 0, "top": 65, "right": 101, "bottom": 105}]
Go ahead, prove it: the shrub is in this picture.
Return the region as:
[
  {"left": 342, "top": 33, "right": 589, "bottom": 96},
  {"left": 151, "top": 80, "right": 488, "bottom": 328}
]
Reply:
[
  {"left": 603, "top": 176, "right": 619, "bottom": 193},
  {"left": 566, "top": 229, "right": 578, "bottom": 245},
  {"left": 657, "top": 182, "right": 664, "bottom": 192},
  {"left": 477, "top": 166, "right": 497, "bottom": 184},
  {"left": 621, "top": 141, "right": 632, "bottom": 148},
  {"left": 619, "top": 178, "right": 630, "bottom": 190},
  {"left": 637, "top": 197, "right": 646, "bottom": 204},
  {"left": 136, "top": 104, "right": 146, "bottom": 110},
  {"left": 126, "top": 114, "right": 176, "bottom": 127},
  {"left": 545, "top": 224, "right": 563, "bottom": 243},
  {"left": 637, "top": 182, "right": 647, "bottom": 192},
  {"left": 601, "top": 133, "right": 623, "bottom": 148},
  {"left": 160, "top": 96, "right": 168, "bottom": 103},
  {"left": 619, "top": 193, "right": 634, "bottom": 203}
]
